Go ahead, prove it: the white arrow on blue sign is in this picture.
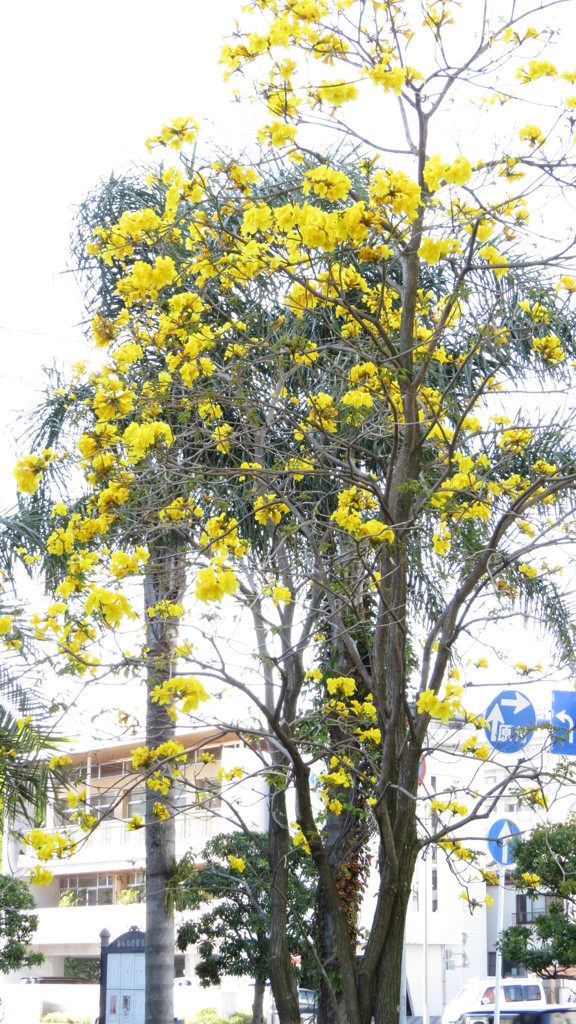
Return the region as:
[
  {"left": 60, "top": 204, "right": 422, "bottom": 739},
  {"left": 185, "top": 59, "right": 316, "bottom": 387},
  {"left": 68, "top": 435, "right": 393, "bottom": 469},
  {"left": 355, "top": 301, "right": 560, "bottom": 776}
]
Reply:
[
  {"left": 551, "top": 690, "right": 576, "bottom": 755},
  {"left": 484, "top": 690, "right": 535, "bottom": 752},
  {"left": 488, "top": 818, "right": 521, "bottom": 865}
]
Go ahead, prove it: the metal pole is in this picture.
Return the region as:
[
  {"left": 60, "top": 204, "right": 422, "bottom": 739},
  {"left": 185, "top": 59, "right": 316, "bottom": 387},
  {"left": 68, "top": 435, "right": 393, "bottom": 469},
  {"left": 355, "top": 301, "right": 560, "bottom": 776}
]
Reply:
[
  {"left": 493, "top": 865, "right": 505, "bottom": 1024},
  {"left": 423, "top": 854, "right": 429, "bottom": 1024},
  {"left": 98, "top": 928, "right": 110, "bottom": 1024}
]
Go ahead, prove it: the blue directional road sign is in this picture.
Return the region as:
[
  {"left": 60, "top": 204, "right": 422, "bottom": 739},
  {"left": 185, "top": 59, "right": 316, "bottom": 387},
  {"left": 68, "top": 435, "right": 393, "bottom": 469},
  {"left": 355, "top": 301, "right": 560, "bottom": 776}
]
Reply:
[
  {"left": 484, "top": 690, "right": 535, "bottom": 753},
  {"left": 551, "top": 690, "right": 576, "bottom": 755},
  {"left": 488, "top": 818, "right": 521, "bottom": 866}
]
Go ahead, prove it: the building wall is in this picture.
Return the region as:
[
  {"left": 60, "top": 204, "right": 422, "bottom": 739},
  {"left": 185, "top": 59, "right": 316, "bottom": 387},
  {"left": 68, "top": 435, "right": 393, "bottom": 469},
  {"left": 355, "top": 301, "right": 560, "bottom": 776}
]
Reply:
[{"left": 4, "top": 729, "right": 268, "bottom": 978}]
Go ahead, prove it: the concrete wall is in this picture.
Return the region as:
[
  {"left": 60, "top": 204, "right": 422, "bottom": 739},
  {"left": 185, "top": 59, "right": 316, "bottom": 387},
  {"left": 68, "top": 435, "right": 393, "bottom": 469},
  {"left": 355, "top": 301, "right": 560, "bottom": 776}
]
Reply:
[
  {"left": 1, "top": 978, "right": 256, "bottom": 1023},
  {"left": 2, "top": 982, "right": 99, "bottom": 1022}
]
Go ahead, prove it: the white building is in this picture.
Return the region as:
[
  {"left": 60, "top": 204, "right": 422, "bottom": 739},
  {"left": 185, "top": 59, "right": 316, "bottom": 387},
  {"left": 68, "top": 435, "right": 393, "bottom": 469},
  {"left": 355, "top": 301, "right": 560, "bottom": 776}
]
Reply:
[{"left": 2, "top": 727, "right": 268, "bottom": 982}]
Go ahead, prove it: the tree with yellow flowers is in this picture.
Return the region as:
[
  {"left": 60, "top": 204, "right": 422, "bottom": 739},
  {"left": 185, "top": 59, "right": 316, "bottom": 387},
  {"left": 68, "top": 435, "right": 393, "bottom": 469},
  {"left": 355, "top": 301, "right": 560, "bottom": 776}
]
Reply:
[{"left": 13, "top": 2, "right": 576, "bottom": 1023}]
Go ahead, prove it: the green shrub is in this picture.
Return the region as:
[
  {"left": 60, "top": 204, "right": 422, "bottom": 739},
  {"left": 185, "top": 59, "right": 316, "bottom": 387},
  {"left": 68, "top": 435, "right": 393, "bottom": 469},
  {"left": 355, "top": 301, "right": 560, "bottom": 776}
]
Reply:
[
  {"left": 190, "top": 1011, "right": 221, "bottom": 1024},
  {"left": 186, "top": 1011, "right": 252, "bottom": 1024},
  {"left": 41, "top": 1013, "right": 92, "bottom": 1024}
]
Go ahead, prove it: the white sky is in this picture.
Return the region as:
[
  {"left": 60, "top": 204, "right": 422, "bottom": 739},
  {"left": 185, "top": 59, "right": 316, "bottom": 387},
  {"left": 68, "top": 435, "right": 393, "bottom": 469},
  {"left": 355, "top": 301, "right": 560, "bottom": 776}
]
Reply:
[{"left": 0, "top": 0, "right": 248, "bottom": 496}]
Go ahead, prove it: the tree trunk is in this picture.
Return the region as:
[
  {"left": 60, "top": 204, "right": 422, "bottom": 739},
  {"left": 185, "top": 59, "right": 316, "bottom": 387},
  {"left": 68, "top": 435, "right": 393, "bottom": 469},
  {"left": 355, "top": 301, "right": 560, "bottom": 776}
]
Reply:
[
  {"left": 268, "top": 780, "right": 301, "bottom": 1024},
  {"left": 143, "top": 542, "right": 187, "bottom": 1024},
  {"left": 373, "top": 851, "right": 419, "bottom": 1024},
  {"left": 253, "top": 974, "right": 267, "bottom": 1024}
]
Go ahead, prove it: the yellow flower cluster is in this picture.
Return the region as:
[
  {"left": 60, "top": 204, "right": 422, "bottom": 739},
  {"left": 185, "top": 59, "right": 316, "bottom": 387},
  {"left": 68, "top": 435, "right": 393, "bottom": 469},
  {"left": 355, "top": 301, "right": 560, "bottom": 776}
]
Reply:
[
  {"left": 145, "top": 116, "right": 199, "bottom": 152},
  {"left": 461, "top": 735, "right": 490, "bottom": 760},
  {"left": 331, "top": 486, "right": 394, "bottom": 545},
  {"left": 195, "top": 562, "right": 239, "bottom": 603},
  {"left": 30, "top": 866, "right": 54, "bottom": 886},
  {"left": 84, "top": 586, "right": 137, "bottom": 628},
  {"left": 200, "top": 515, "right": 248, "bottom": 557},
  {"left": 430, "top": 798, "right": 468, "bottom": 817},
  {"left": 115, "top": 255, "right": 177, "bottom": 307},
  {"left": 131, "top": 739, "right": 187, "bottom": 789},
  {"left": 302, "top": 165, "right": 352, "bottom": 200},
  {"left": 25, "top": 829, "right": 72, "bottom": 861},
  {"left": 532, "top": 334, "right": 564, "bottom": 363},
  {"left": 110, "top": 547, "right": 149, "bottom": 579},
  {"left": 292, "top": 823, "right": 311, "bottom": 854},
  {"left": 122, "top": 421, "right": 173, "bottom": 463},
  {"left": 14, "top": 448, "right": 56, "bottom": 495},
  {"left": 151, "top": 675, "right": 210, "bottom": 718},
  {"left": 48, "top": 754, "right": 73, "bottom": 770},
  {"left": 417, "top": 682, "right": 464, "bottom": 724},
  {"left": 370, "top": 169, "right": 422, "bottom": 221},
  {"left": 423, "top": 154, "right": 473, "bottom": 192},
  {"left": 326, "top": 676, "right": 356, "bottom": 697},
  {"left": 153, "top": 802, "right": 170, "bottom": 821},
  {"left": 254, "top": 494, "right": 290, "bottom": 525}
]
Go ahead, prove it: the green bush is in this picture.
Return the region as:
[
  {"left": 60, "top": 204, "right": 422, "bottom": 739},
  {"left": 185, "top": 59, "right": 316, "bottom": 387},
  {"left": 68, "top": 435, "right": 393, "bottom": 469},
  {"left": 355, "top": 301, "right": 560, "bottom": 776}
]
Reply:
[
  {"left": 41, "top": 1013, "right": 92, "bottom": 1024},
  {"left": 186, "top": 1011, "right": 252, "bottom": 1024},
  {"left": 189, "top": 1011, "right": 221, "bottom": 1024}
]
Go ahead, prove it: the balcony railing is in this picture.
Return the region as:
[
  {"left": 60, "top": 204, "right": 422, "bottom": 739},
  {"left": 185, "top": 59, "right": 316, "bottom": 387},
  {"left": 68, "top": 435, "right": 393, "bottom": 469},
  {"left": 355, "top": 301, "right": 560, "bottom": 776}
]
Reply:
[
  {"left": 16, "top": 810, "right": 219, "bottom": 870},
  {"left": 512, "top": 909, "right": 544, "bottom": 924}
]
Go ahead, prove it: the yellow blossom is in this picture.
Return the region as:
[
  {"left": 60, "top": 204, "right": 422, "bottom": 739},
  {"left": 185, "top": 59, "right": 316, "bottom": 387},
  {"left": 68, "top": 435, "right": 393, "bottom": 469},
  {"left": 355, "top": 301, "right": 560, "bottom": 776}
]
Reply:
[
  {"left": 195, "top": 564, "right": 239, "bottom": 603},
  {"left": 516, "top": 60, "right": 557, "bottom": 83},
  {"left": 228, "top": 855, "right": 246, "bottom": 872},
  {"left": 272, "top": 583, "right": 292, "bottom": 605},
  {"left": 519, "top": 563, "right": 538, "bottom": 579},
  {"left": 30, "top": 866, "right": 53, "bottom": 886},
  {"left": 326, "top": 676, "right": 356, "bottom": 697},
  {"left": 519, "top": 124, "right": 545, "bottom": 147},
  {"left": 49, "top": 755, "right": 73, "bottom": 770}
]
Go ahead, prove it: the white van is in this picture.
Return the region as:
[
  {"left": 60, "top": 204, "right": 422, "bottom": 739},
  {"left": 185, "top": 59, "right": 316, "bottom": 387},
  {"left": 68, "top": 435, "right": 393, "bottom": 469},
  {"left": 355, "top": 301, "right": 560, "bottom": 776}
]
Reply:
[{"left": 442, "top": 977, "right": 547, "bottom": 1024}]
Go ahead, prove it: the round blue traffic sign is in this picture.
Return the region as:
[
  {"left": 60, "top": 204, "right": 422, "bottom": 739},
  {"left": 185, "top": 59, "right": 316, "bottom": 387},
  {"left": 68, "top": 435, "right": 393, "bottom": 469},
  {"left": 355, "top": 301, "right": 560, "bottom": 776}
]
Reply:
[
  {"left": 488, "top": 818, "right": 521, "bottom": 865},
  {"left": 484, "top": 690, "right": 535, "bottom": 752}
]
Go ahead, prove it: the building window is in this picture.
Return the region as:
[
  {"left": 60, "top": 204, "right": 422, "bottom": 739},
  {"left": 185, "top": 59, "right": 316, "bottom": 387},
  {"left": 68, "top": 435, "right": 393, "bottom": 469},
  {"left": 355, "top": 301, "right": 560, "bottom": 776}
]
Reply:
[
  {"left": 64, "top": 956, "right": 100, "bottom": 982},
  {"left": 125, "top": 787, "right": 146, "bottom": 819},
  {"left": 89, "top": 792, "right": 116, "bottom": 820},
  {"left": 514, "top": 893, "right": 545, "bottom": 924},
  {"left": 118, "top": 871, "right": 145, "bottom": 904},
  {"left": 59, "top": 874, "right": 113, "bottom": 906},
  {"left": 189, "top": 745, "right": 222, "bottom": 765},
  {"left": 196, "top": 777, "right": 221, "bottom": 810},
  {"left": 89, "top": 760, "right": 130, "bottom": 780}
]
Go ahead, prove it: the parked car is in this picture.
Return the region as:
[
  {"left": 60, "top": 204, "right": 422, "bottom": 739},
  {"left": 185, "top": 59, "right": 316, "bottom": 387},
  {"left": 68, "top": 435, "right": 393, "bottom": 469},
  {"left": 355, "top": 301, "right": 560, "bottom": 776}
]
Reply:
[
  {"left": 443, "top": 979, "right": 547, "bottom": 1024},
  {"left": 268, "top": 987, "right": 317, "bottom": 1023},
  {"left": 298, "top": 989, "right": 317, "bottom": 1021},
  {"left": 455, "top": 1010, "right": 576, "bottom": 1024}
]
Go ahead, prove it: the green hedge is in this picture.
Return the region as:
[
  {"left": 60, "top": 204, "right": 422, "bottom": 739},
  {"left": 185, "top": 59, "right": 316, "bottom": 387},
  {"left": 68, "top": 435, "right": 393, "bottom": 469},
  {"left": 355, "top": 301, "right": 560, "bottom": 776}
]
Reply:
[
  {"left": 41, "top": 1013, "right": 93, "bottom": 1024},
  {"left": 186, "top": 1012, "right": 252, "bottom": 1024}
]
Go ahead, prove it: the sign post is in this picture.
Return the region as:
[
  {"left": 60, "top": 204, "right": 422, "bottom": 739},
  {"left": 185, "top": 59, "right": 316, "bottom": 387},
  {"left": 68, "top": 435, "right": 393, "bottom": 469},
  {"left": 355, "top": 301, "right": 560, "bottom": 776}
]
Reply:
[
  {"left": 487, "top": 819, "right": 520, "bottom": 1024},
  {"left": 99, "top": 926, "right": 145, "bottom": 1024},
  {"left": 484, "top": 692, "right": 535, "bottom": 753},
  {"left": 551, "top": 691, "right": 576, "bottom": 755}
]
